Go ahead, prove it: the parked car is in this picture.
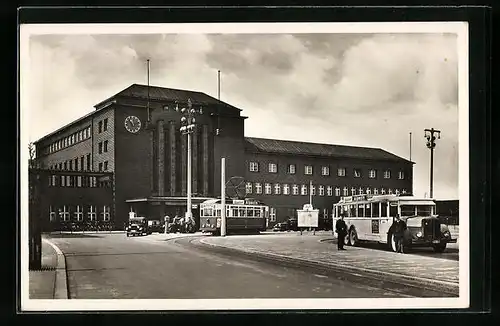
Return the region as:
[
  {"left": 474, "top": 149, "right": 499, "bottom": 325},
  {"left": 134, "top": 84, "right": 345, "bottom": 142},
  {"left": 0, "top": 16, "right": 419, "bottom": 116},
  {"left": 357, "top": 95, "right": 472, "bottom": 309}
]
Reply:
[
  {"left": 126, "top": 217, "right": 150, "bottom": 236},
  {"left": 147, "top": 220, "right": 163, "bottom": 233},
  {"left": 273, "top": 222, "right": 288, "bottom": 232}
]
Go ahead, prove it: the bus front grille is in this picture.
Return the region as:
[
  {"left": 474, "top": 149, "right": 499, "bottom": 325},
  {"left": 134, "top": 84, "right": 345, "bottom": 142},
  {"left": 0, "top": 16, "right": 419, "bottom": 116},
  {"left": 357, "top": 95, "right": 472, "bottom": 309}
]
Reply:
[{"left": 422, "top": 218, "right": 440, "bottom": 240}]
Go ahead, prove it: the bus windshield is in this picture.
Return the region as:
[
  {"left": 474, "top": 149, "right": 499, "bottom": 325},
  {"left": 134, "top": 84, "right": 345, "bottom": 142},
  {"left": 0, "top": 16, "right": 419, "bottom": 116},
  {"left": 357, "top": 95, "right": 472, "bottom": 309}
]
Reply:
[{"left": 400, "top": 205, "right": 433, "bottom": 216}]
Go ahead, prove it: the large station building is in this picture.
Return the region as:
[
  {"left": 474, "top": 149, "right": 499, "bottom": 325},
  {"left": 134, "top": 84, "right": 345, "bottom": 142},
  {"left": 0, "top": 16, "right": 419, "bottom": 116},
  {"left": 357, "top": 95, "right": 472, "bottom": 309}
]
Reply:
[{"left": 34, "top": 84, "right": 414, "bottom": 229}]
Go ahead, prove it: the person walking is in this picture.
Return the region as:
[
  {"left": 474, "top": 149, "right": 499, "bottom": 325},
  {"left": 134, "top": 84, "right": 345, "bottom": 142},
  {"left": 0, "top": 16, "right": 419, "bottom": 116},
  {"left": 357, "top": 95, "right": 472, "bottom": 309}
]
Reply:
[
  {"left": 390, "top": 214, "right": 407, "bottom": 253},
  {"left": 335, "top": 212, "right": 348, "bottom": 250}
]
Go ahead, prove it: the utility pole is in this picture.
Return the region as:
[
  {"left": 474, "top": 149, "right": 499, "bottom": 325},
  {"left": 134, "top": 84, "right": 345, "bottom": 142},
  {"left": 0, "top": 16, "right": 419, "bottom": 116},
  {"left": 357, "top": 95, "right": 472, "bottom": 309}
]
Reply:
[
  {"left": 424, "top": 128, "right": 441, "bottom": 199},
  {"left": 221, "top": 158, "right": 226, "bottom": 237}
]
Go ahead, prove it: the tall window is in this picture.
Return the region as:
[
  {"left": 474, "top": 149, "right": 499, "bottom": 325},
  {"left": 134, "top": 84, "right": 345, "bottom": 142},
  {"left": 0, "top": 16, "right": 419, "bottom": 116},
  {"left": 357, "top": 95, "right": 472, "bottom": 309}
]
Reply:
[
  {"left": 388, "top": 189, "right": 393, "bottom": 194},
  {"left": 381, "top": 188, "right": 386, "bottom": 194},
  {"left": 98, "top": 162, "right": 103, "bottom": 171},
  {"left": 283, "top": 184, "right": 290, "bottom": 195},
  {"left": 395, "top": 189, "right": 400, "bottom": 195},
  {"left": 287, "top": 164, "right": 296, "bottom": 174},
  {"left": 366, "top": 188, "right": 371, "bottom": 195},
  {"left": 321, "top": 166, "right": 330, "bottom": 176},
  {"left": 88, "top": 205, "right": 96, "bottom": 221},
  {"left": 327, "top": 186, "right": 333, "bottom": 196},
  {"left": 402, "top": 189, "right": 407, "bottom": 194},
  {"left": 369, "top": 169, "right": 377, "bottom": 178},
  {"left": 354, "top": 169, "right": 362, "bottom": 178},
  {"left": 319, "top": 185, "right": 325, "bottom": 196},
  {"left": 343, "top": 187, "right": 349, "bottom": 196},
  {"left": 255, "top": 183, "right": 262, "bottom": 194},
  {"left": 335, "top": 187, "right": 341, "bottom": 197},
  {"left": 86, "top": 154, "right": 91, "bottom": 171},
  {"left": 274, "top": 183, "right": 281, "bottom": 195},
  {"left": 103, "top": 118, "right": 108, "bottom": 131},
  {"left": 245, "top": 182, "right": 252, "bottom": 194},
  {"left": 304, "top": 165, "right": 313, "bottom": 175},
  {"left": 351, "top": 187, "right": 357, "bottom": 195},
  {"left": 384, "top": 170, "right": 391, "bottom": 179},
  {"left": 104, "top": 161, "right": 108, "bottom": 171},
  {"left": 98, "top": 121, "right": 103, "bottom": 133},
  {"left": 98, "top": 142, "right": 103, "bottom": 154},
  {"left": 269, "top": 207, "right": 276, "bottom": 222},
  {"left": 101, "top": 206, "right": 110, "bottom": 221},
  {"left": 49, "top": 206, "right": 56, "bottom": 222},
  {"left": 311, "top": 185, "right": 316, "bottom": 196},
  {"left": 292, "top": 184, "right": 299, "bottom": 195},
  {"left": 77, "top": 176, "right": 82, "bottom": 187},
  {"left": 358, "top": 187, "right": 364, "bottom": 195},
  {"left": 301, "top": 185, "right": 308, "bottom": 196},
  {"left": 249, "top": 162, "right": 259, "bottom": 172},
  {"left": 74, "top": 158, "right": 78, "bottom": 171},
  {"left": 268, "top": 163, "right": 277, "bottom": 173},
  {"left": 81, "top": 156, "right": 85, "bottom": 171},
  {"left": 265, "top": 183, "right": 272, "bottom": 195},
  {"left": 374, "top": 188, "right": 379, "bottom": 195},
  {"left": 61, "top": 175, "right": 66, "bottom": 187},
  {"left": 74, "top": 205, "right": 83, "bottom": 221},
  {"left": 338, "top": 168, "right": 346, "bottom": 177},
  {"left": 398, "top": 171, "right": 405, "bottom": 179},
  {"left": 104, "top": 140, "right": 108, "bottom": 152},
  {"left": 59, "top": 206, "right": 70, "bottom": 222}
]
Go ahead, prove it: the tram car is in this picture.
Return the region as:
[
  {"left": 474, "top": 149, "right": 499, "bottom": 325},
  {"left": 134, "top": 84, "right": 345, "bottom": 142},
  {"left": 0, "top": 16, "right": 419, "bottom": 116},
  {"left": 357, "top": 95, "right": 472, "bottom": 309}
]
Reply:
[{"left": 199, "top": 198, "right": 269, "bottom": 235}]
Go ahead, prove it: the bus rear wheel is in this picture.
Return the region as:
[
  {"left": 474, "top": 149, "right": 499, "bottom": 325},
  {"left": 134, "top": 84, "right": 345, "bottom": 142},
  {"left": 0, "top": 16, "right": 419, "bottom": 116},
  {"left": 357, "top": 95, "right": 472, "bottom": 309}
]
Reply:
[
  {"left": 388, "top": 233, "right": 398, "bottom": 252},
  {"left": 349, "top": 229, "right": 359, "bottom": 246}
]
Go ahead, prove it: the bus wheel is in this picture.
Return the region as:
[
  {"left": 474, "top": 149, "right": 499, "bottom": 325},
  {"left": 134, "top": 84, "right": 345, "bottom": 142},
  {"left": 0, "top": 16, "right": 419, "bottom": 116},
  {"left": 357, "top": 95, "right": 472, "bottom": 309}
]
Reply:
[
  {"left": 388, "top": 233, "right": 397, "bottom": 252},
  {"left": 344, "top": 232, "right": 351, "bottom": 246},
  {"left": 349, "top": 229, "right": 359, "bottom": 246},
  {"left": 432, "top": 243, "right": 446, "bottom": 253}
]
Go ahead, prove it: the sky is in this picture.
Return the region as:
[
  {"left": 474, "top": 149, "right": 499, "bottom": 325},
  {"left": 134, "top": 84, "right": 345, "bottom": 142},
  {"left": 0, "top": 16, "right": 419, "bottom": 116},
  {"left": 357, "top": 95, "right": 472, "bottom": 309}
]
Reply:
[{"left": 24, "top": 29, "right": 461, "bottom": 200}]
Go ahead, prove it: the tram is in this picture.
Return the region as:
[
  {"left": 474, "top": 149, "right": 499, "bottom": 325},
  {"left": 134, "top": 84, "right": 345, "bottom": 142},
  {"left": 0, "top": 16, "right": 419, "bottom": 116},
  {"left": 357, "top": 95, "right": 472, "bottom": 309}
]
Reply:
[
  {"left": 199, "top": 198, "right": 269, "bottom": 235},
  {"left": 333, "top": 194, "right": 457, "bottom": 252}
]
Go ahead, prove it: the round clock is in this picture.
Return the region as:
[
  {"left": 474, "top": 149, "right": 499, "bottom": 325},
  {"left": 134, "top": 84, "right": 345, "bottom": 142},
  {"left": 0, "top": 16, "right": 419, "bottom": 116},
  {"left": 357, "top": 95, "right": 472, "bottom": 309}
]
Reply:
[{"left": 124, "top": 115, "right": 141, "bottom": 133}]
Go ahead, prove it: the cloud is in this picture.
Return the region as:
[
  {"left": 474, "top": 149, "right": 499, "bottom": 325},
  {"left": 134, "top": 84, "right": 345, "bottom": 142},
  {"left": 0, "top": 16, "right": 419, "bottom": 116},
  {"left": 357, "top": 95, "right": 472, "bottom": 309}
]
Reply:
[{"left": 25, "top": 32, "right": 460, "bottom": 199}]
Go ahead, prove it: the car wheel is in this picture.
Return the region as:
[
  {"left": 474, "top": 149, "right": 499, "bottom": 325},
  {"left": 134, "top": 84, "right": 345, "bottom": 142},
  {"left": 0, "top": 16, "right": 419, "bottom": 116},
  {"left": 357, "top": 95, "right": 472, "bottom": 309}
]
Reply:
[{"left": 432, "top": 243, "right": 447, "bottom": 253}]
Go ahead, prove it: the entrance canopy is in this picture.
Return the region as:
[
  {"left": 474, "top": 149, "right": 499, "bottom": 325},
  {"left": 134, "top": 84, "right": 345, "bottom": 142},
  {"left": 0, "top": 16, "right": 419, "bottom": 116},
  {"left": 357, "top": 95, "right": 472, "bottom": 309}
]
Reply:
[{"left": 125, "top": 196, "right": 216, "bottom": 207}]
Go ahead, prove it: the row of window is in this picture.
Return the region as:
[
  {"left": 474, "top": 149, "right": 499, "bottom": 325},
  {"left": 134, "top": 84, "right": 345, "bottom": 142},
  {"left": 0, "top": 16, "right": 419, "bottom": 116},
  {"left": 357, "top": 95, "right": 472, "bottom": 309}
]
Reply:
[
  {"left": 50, "top": 154, "right": 91, "bottom": 171},
  {"left": 97, "top": 118, "right": 109, "bottom": 134},
  {"left": 249, "top": 162, "right": 405, "bottom": 180},
  {"left": 48, "top": 175, "right": 112, "bottom": 188},
  {"left": 245, "top": 182, "right": 408, "bottom": 196},
  {"left": 49, "top": 154, "right": 109, "bottom": 172},
  {"left": 44, "top": 126, "right": 92, "bottom": 155},
  {"left": 49, "top": 205, "right": 111, "bottom": 222}
]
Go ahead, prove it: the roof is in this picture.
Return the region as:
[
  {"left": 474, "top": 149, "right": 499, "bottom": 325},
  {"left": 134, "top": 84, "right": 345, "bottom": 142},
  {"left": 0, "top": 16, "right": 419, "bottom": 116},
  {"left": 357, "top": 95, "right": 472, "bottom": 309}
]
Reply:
[
  {"left": 95, "top": 83, "right": 241, "bottom": 110},
  {"left": 244, "top": 137, "right": 413, "bottom": 163}
]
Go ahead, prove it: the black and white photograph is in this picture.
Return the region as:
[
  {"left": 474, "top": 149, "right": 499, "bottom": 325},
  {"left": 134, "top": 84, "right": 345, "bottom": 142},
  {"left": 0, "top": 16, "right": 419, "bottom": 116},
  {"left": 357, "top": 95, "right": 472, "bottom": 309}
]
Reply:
[{"left": 20, "top": 22, "right": 469, "bottom": 311}]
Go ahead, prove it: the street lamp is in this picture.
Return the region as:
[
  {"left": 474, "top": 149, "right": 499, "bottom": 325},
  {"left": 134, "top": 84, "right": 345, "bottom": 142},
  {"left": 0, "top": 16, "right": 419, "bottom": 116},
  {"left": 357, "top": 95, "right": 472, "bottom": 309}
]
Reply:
[
  {"left": 179, "top": 98, "right": 202, "bottom": 226},
  {"left": 424, "top": 128, "right": 441, "bottom": 199}
]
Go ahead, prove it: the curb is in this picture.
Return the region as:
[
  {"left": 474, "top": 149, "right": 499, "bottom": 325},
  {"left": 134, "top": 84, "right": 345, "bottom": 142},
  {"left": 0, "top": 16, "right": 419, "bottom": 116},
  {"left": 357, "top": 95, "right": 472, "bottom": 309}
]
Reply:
[
  {"left": 198, "top": 238, "right": 459, "bottom": 296},
  {"left": 42, "top": 238, "right": 69, "bottom": 299}
]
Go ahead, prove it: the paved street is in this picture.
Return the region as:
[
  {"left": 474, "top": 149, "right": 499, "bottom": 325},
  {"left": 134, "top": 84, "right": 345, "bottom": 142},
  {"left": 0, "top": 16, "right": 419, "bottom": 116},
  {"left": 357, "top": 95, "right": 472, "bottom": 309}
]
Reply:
[
  {"left": 44, "top": 232, "right": 452, "bottom": 299},
  {"left": 200, "top": 232, "right": 459, "bottom": 286}
]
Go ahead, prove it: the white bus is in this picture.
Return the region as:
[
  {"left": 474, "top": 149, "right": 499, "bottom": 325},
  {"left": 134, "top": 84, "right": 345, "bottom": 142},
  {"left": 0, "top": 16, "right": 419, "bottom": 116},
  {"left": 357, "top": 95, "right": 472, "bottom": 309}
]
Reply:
[{"left": 333, "top": 194, "right": 456, "bottom": 252}]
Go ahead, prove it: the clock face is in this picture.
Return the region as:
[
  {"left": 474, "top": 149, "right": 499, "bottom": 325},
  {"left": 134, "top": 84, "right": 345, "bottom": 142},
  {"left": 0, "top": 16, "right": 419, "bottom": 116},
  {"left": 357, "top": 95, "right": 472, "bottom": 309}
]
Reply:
[{"left": 124, "top": 116, "right": 141, "bottom": 133}]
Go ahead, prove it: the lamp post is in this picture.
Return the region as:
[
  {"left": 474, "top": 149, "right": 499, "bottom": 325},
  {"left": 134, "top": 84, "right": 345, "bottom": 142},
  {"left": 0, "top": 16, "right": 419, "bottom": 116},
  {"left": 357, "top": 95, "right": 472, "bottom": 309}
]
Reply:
[
  {"left": 424, "top": 128, "right": 441, "bottom": 199},
  {"left": 179, "top": 98, "right": 201, "bottom": 226}
]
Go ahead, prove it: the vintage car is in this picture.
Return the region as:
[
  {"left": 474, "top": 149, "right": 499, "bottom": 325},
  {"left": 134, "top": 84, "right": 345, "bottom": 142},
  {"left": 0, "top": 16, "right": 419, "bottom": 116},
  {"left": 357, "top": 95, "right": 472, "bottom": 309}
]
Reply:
[
  {"left": 126, "top": 217, "right": 150, "bottom": 237},
  {"left": 147, "top": 220, "right": 164, "bottom": 233}
]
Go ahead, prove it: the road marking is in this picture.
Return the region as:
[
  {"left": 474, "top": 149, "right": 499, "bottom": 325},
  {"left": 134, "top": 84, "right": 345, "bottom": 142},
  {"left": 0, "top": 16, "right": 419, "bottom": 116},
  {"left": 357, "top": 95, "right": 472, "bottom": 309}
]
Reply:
[{"left": 314, "top": 274, "right": 328, "bottom": 278}]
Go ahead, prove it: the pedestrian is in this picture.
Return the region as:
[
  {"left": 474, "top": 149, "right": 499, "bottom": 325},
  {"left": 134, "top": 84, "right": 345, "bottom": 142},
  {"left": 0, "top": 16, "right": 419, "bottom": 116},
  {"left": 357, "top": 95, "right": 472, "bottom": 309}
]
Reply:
[
  {"left": 164, "top": 215, "right": 170, "bottom": 234},
  {"left": 389, "top": 214, "right": 407, "bottom": 253},
  {"left": 335, "top": 212, "right": 348, "bottom": 250}
]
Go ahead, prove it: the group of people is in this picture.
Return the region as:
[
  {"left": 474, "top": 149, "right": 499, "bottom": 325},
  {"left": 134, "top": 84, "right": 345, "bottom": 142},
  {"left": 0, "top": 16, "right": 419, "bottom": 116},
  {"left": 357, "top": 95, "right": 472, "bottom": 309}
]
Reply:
[
  {"left": 335, "top": 212, "right": 407, "bottom": 253},
  {"left": 163, "top": 215, "right": 196, "bottom": 234}
]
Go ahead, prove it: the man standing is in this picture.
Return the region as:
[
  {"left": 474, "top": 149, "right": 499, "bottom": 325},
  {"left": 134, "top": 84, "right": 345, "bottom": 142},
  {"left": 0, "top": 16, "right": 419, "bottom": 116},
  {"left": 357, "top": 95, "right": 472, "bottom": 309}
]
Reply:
[
  {"left": 390, "top": 214, "right": 407, "bottom": 253},
  {"left": 335, "top": 212, "right": 348, "bottom": 250}
]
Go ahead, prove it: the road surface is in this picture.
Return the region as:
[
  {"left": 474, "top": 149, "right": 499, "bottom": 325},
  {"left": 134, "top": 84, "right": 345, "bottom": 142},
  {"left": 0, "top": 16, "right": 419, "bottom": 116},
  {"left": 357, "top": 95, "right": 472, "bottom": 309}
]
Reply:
[{"left": 46, "top": 233, "right": 453, "bottom": 299}]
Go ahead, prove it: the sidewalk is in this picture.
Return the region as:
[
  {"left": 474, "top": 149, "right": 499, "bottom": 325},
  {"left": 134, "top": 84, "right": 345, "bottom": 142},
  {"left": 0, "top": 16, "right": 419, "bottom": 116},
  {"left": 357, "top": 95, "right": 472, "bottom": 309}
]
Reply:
[
  {"left": 199, "top": 232, "right": 459, "bottom": 290},
  {"left": 29, "top": 239, "right": 58, "bottom": 299}
]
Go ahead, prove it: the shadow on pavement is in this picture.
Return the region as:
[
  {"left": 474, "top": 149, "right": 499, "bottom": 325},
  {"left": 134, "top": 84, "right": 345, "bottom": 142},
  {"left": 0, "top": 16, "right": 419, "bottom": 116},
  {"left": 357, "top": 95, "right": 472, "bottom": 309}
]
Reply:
[
  {"left": 45, "top": 233, "right": 104, "bottom": 239},
  {"left": 323, "top": 238, "right": 459, "bottom": 261}
]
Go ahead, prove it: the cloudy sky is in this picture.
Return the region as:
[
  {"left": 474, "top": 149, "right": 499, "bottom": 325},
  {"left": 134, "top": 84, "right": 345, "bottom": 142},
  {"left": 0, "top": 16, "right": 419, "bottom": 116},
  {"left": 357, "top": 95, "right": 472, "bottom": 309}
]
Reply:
[{"left": 24, "top": 27, "right": 462, "bottom": 199}]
